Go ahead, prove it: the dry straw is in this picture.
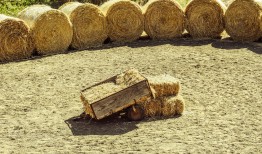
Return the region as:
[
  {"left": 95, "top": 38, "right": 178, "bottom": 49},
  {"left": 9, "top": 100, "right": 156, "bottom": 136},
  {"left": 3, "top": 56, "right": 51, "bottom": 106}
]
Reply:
[
  {"left": 162, "top": 95, "right": 185, "bottom": 116},
  {"left": 143, "top": 0, "right": 185, "bottom": 39},
  {"left": 225, "top": 0, "right": 262, "bottom": 42},
  {"left": 18, "top": 5, "right": 73, "bottom": 55},
  {"left": 59, "top": 2, "right": 108, "bottom": 49},
  {"left": 140, "top": 99, "right": 162, "bottom": 117},
  {"left": 100, "top": 0, "right": 144, "bottom": 42},
  {"left": 0, "top": 14, "right": 33, "bottom": 62},
  {"left": 138, "top": 95, "right": 185, "bottom": 117},
  {"left": 147, "top": 74, "right": 180, "bottom": 98},
  {"left": 185, "top": 0, "right": 226, "bottom": 38},
  {"left": 115, "top": 68, "right": 145, "bottom": 86}
]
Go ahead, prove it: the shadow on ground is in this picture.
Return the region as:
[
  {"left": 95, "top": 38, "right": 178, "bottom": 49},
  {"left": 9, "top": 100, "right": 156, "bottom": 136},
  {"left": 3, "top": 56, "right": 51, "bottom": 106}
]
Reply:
[
  {"left": 65, "top": 113, "right": 182, "bottom": 136},
  {"left": 211, "top": 37, "right": 262, "bottom": 54},
  {"left": 65, "top": 114, "right": 139, "bottom": 136},
  {"left": 127, "top": 37, "right": 215, "bottom": 48}
]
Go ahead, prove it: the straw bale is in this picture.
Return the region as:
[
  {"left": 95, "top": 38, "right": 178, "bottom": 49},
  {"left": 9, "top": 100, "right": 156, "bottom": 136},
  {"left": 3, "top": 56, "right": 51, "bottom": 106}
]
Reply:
[
  {"left": 116, "top": 69, "right": 145, "bottom": 86},
  {"left": 143, "top": 0, "right": 185, "bottom": 39},
  {"left": 225, "top": 0, "right": 262, "bottom": 42},
  {"left": 18, "top": 5, "right": 73, "bottom": 55},
  {"left": 185, "top": 0, "right": 226, "bottom": 38},
  {"left": 100, "top": 0, "right": 144, "bottom": 42},
  {"left": 147, "top": 74, "right": 180, "bottom": 98},
  {"left": 59, "top": 2, "right": 108, "bottom": 49},
  {"left": 138, "top": 95, "right": 185, "bottom": 117},
  {"left": 0, "top": 14, "right": 33, "bottom": 62},
  {"left": 138, "top": 98, "right": 162, "bottom": 117},
  {"left": 162, "top": 95, "right": 185, "bottom": 116}
]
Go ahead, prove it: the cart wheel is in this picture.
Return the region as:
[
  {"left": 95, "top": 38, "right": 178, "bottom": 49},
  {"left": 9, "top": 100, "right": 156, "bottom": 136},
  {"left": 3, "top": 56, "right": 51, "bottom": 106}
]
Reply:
[{"left": 127, "top": 105, "right": 144, "bottom": 121}]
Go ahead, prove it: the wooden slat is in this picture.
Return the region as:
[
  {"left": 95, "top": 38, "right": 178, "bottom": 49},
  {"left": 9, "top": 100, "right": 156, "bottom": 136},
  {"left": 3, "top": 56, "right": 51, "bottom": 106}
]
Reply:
[
  {"left": 91, "top": 80, "right": 151, "bottom": 120},
  {"left": 80, "top": 93, "right": 95, "bottom": 118}
]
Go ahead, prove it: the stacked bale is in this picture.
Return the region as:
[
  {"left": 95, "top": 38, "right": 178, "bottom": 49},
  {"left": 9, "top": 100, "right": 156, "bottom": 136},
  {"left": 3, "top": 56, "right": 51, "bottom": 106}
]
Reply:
[
  {"left": 0, "top": 14, "right": 33, "bottom": 62},
  {"left": 18, "top": 5, "right": 73, "bottom": 55},
  {"left": 185, "top": 0, "right": 226, "bottom": 38},
  {"left": 137, "top": 74, "right": 185, "bottom": 117},
  {"left": 225, "top": 0, "right": 262, "bottom": 42},
  {"left": 59, "top": 2, "right": 108, "bottom": 49},
  {"left": 100, "top": 0, "right": 144, "bottom": 43},
  {"left": 143, "top": 0, "right": 185, "bottom": 40},
  {"left": 147, "top": 74, "right": 180, "bottom": 98}
]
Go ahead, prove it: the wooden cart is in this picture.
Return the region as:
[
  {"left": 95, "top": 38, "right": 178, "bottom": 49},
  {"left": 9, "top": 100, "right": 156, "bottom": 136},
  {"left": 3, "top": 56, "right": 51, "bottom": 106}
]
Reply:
[{"left": 80, "top": 75, "right": 154, "bottom": 121}]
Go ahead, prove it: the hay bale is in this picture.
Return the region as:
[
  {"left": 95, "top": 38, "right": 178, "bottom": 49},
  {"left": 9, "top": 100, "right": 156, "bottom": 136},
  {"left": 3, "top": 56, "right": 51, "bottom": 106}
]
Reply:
[
  {"left": 185, "top": 0, "right": 226, "bottom": 38},
  {"left": 143, "top": 0, "right": 185, "bottom": 39},
  {"left": 0, "top": 14, "right": 33, "bottom": 62},
  {"left": 116, "top": 69, "right": 145, "bottom": 86},
  {"left": 225, "top": 0, "right": 262, "bottom": 42},
  {"left": 100, "top": 0, "right": 144, "bottom": 42},
  {"left": 59, "top": 2, "right": 108, "bottom": 49},
  {"left": 18, "top": 5, "right": 73, "bottom": 55},
  {"left": 147, "top": 74, "right": 180, "bottom": 98},
  {"left": 162, "top": 95, "right": 185, "bottom": 116},
  {"left": 138, "top": 99, "right": 162, "bottom": 117},
  {"left": 138, "top": 95, "right": 185, "bottom": 117}
]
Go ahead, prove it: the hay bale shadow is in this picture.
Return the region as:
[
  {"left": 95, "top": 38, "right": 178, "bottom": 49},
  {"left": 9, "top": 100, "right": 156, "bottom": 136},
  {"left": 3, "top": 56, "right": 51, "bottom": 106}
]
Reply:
[
  {"left": 211, "top": 37, "right": 262, "bottom": 54},
  {"left": 65, "top": 114, "right": 139, "bottom": 136},
  {"left": 128, "top": 37, "right": 214, "bottom": 48}
]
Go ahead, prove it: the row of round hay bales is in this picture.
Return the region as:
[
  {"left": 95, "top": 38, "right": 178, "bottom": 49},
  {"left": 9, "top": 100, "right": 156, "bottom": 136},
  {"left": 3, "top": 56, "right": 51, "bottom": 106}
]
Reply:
[{"left": 1, "top": 0, "right": 262, "bottom": 63}]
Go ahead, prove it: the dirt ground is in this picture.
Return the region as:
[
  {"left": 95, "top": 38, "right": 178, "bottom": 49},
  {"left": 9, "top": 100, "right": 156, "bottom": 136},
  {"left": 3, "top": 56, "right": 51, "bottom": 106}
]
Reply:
[{"left": 0, "top": 38, "right": 261, "bottom": 153}]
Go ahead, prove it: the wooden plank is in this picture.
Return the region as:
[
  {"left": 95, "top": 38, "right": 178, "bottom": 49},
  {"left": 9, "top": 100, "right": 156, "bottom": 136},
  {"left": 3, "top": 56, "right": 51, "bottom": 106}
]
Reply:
[
  {"left": 91, "top": 80, "right": 151, "bottom": 120},
  {"left": 80, "top": 93, "right": 95, "bottom": 118}
]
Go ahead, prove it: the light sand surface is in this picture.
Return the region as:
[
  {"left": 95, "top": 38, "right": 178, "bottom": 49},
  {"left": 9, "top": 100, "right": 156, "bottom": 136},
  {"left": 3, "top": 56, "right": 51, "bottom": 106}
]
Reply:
[{"left": 0, "top": 39, "right": 261, "bottom": 153}]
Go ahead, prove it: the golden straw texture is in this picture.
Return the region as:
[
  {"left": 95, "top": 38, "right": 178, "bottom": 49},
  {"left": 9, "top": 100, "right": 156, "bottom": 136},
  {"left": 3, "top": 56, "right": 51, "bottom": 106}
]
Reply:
[
  {"left": 18, "top": 5, "right": 73, "bottom": 55},
  {"left": 143, "top": 0, "right": 185, "bottom": 39},
  {"left": 116, "top": 68, "right": 145, "bottom": 86},
  {"left": 0, "top": 14, "right": 33, "bottom": 62},
  {"left": 225, "top": 0, "right": 262, "bottom": 42},
  {"left": 185, "top": 0, "right": 226, "bottom": 38},
  {"left": 147, "top": 74, "right": 180, "bottom": 98},
  {"left": 162, "top": 95, "right": 185, "bottom": 116},
  {"left": 138, "top": 98, "right": 162, "bottom": 117},
  {"left": 100, "top": 0, "right": 144, "bottom": 42},
  {"left": 59, "top": 2, "right": 108, "bottom": 49},
  {"left": 138, "top": 95, "right": 185, "bottom": 117}
]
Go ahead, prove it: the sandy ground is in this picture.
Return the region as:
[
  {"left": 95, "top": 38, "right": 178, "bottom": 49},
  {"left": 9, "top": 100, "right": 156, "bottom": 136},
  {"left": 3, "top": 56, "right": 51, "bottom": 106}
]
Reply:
[{"left": 0, "top": 39, "right": 261, "bottom": 153}]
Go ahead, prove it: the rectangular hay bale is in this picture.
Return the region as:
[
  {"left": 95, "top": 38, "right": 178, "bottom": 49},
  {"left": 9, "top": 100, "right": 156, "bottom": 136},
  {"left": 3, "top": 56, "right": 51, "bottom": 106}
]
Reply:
[{"left": 147, "top": 74, "right": 180, "bottom": 98}]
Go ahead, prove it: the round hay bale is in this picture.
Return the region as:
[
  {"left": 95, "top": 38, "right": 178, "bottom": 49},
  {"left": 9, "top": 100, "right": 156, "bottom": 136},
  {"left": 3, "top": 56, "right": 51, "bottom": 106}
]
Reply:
[
  {"left": 100, "top": 0, "right": 144, "bottom": 43},
  {"left": 18, "top": 5, "right": 73, "bottom": 55},
  {"left": 225, "top": 0, "right": 262, "bottom": 42},
  {"left": 143, "top": 0, "right": 185, "bottom": 40},
  {"left": 0, "top": 14, "right": 33, "bottom": 62},
  {"left": 59, "top": 2, "right": 108, "bottom": 49},
  {"left": 185, "top": 0, "right": 226, "bottom": 38}
]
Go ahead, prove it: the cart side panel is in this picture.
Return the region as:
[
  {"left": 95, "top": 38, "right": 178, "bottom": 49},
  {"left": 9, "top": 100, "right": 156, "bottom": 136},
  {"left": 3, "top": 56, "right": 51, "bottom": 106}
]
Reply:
[{"left": 91, "top": 80, "right": 152, "bottom": 120}]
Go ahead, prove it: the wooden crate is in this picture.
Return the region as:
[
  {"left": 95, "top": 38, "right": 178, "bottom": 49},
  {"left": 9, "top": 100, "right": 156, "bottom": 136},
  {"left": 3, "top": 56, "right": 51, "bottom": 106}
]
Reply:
[{"left": 80, "top": 75, "right": 154, "bottom": 120}]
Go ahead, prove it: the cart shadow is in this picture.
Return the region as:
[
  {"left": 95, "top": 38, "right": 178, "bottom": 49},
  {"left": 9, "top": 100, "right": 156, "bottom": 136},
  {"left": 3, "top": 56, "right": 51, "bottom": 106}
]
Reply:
[
  {"left": 65, "top": 115, "right": 139, "bottom": 136},
  {"left": 65, "top": 114, "right": 183, "bottom": 136}
]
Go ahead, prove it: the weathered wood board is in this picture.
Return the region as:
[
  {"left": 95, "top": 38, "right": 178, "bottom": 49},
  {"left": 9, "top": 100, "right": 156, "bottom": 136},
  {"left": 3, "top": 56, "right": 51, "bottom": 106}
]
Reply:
[{"left": 81, "top": 77, "right": 153, "bottom": 120}]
